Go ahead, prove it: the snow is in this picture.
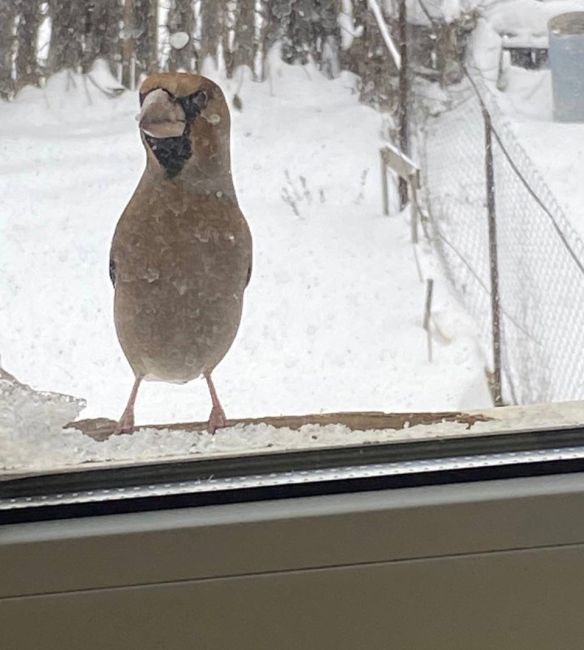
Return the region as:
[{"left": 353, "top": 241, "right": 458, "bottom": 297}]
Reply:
[
  {"left": 1, "top": 372, "right": 581, "bottom": 476},
  {"left": 0, "top": 61, "right": 490, "bottom": 473},
  {"left": 368, "top": 0, "right": 401, "bottom": 68},
  {"left": 169, "top": 31, "right": 190, "bottom": 51},
  {"left": 480, "top": 63, "right": 584, "bottom": 240},
  {"left": 484, "top": 0, "right": 584, "bottom": 48},
  {"left": 339, "top": 0, "right": 363, "bottom": 51},
  {"left": 461, "top": 3, "right": 584, "bottom": 240},
  {"left": 0, "top": 376, "right": 85, "bottom": 472}
]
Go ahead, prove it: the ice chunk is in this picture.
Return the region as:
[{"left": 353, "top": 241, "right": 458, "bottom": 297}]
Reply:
[{"left": 0, "top": 371, "right": 85, "bottom": 472}]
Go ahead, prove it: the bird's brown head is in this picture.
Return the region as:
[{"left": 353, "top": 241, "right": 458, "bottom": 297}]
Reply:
[{"left": 137, "top": 73, "right": 232, "bottom": 183}]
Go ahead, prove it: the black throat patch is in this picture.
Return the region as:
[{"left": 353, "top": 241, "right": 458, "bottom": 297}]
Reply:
[{"left": 145, "top": 122, "right": 192, "bottom": 179}]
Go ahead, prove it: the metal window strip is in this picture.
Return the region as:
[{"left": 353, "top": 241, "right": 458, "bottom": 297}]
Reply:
[{"left": 3, "top": 444, "right": 584, "bottom": 511}]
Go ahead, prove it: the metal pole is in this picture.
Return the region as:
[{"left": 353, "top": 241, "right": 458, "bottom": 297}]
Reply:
[
  {"left": 398, "top": 0, "right": 409, "bottom": 209},
  {"left": 483, "top": 108, "right": 504, "bottom": 406}
]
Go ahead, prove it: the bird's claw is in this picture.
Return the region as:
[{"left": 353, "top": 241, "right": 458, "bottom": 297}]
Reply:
[
  {"left": 113, "top": 413, "right": 135, "bottom": 436},
  {"left": 207, "top": 405, "right": 227, "bottom": 434}
]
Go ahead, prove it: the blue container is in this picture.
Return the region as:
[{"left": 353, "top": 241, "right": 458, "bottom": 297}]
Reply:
[{"left": 549, "top": 13, "right": 584, "bottom": 122}]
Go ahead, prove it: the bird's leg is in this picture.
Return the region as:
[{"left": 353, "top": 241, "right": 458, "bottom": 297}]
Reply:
[
  {"left": 204, "top": 373, "right": 227, "bottom": 434},
  {"left": 114, "top": 376, "right": 142, "bottom": 435}
]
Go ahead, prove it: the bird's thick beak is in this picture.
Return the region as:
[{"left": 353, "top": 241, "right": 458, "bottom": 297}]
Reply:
[{"left": 138, "top": 88, "right": 186, "bottom": 139}]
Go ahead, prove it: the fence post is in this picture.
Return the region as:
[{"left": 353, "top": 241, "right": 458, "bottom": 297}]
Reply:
[
  {"left": 398, "top": 0, "right": 409, "bottom": 209},
  {"left": 410, "top": 184, "right": 419, "bottom": 244},
  {"left": 423, "top": 278, "right": 434, "bottom": 362},
  {"left": 380, "top": 149, "right": 389, "bottom": 216},
  {"left": 483, "top": 108, "right": 504, "bottom": 406}
]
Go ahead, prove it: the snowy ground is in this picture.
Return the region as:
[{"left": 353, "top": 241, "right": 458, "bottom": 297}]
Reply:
[
  {"left": 468, "top": 2, "right": 584, "bottom": 239},
  {"left": 496, "top": 66, "right": 584, "bottom": 238},
  {"left": 0, "top": 61, "right": 491, "bottom": 472}
]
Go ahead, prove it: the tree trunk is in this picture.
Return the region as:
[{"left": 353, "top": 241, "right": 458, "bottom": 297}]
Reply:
[
  {"left": 82, "top": 0, "right": 120, "bottom": 74},
  {"left": 0, "top": 1, "right": 17, "bottom": 98},
  {"left": 259, "top": 0, "right": 295, "bottom": 81},
  {"left": 199, "top": 1, "right": 223, "bottom": 68},
  {"left": 233, "top": 0, "right": 256, "bottom": 73},
  {"left": 222, "top": 3, "right": 234, "bottom": 78},
  {"left": 167, "top": 0, "right": 196, "bottom": 72},
  {"left": 121, "top": 0, "right": 135, "bottom": 87},
  {"left": 48, "top": 0, "right": 84, "bottom": 73},
  {"left": 281, "top": 0, "right": 311, "bottom": 64},
  {"left": 313, "top": 0, "right": 341, "bottom": 77},
  {"left": 135, "top": 0, "right": 158, "bottom": 77},
  {"left": 342, "top": 0, "right": 396, "bottom": 108},
  {"left": 273, "top": 0, "right": 341, "bottom": 74},
  {"left": 14, "top": 0, "right": 41, "bottom": 90}
]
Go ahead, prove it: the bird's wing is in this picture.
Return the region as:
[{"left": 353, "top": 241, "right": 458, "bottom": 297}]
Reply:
[
  {"left": 109, "top": 256, "right": 116, "bottom": 287},
  {"left": 246, "top": 260, "right": 252, "bottom": 287}
]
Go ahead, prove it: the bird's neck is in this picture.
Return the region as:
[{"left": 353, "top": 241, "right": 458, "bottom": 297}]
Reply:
[{"left": 145, "top": 158, "right": 237, "bottom": 199}]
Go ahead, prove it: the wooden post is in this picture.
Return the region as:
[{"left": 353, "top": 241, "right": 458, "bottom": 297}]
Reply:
[
  {"left": 423, "top": 279, "right": 434, "bottom": 362},
  {"left": 398, "top": 0, "right": 409, "bottom": 209},
  {"left": 410, "top": 184, "right": 419, "bottom": 244},
  {"left": 483, "top": 108, "right": 504, "bottom": 406},
  {"left": 380, "top": 149, "right": 389, "bottom": 216}
]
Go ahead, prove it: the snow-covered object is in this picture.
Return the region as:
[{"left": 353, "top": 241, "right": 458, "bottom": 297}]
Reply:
[
  {"left": 548, "top": 12, "right": 584, "bottom": 122},
  {"left": 484, "top": 0, "right": 584, "bottom": 48},
  {"left": 0, "top": 374, "right": 85, "bottom": 471},
  {"left": 339, "top": 0, "right": 364, "bottom": 50},
  {"left": 4, "top": 398, "right": 584, "bottom": 475},
  {"left": 169, "top": 31, "right": 190, "bottom": 51},
  {"left": 491, "top": 63, "right": 584, "bottom": 238},
  {"left": 88, "top": 58, "right": 125, "bottom": 96},
  {"left": 368, "top": 0, "right": 401, "bottom": 68},
  {"left": 467, "top": 17, "right": 503, "bottom": 82}
]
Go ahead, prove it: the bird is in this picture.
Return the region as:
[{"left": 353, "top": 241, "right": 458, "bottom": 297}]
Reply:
[{"left": 109, "top": 72, "right": 252, "bottom": 435}]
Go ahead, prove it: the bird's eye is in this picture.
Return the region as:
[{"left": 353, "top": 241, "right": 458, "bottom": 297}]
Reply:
[
  {"left": 189, "top": 90, "right": 209, "bottom": 111},
  {"left": 193, "top": 90, "right": 208, "bottom": 110},
  {"left": 179, "top": 89, "right": 209, "bottom": 119}
]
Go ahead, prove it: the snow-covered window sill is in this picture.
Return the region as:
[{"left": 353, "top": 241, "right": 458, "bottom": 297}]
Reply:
[{"left": 4, "top": 388, "right": 584, "bottom": 524}]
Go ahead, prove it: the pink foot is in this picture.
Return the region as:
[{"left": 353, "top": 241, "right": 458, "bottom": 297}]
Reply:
[
  {"left": 204, "top": 373, "right": 227, "bottom": 434},
  {"left": 113, "top": 377, "right": 142, "bottom": 435},
  {"left": 113, "top": 411, "right": 135, "bottom": 435},
  {"left": 207, "top": 404, "right": 227, "bottom": 434}
]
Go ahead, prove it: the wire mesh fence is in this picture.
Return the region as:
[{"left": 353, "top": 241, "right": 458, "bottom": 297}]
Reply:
[{"left": 418, "top": 77, "right": 584, "bottom": 405}]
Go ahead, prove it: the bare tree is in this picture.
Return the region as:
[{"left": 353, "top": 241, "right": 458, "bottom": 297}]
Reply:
[
  {"left": 82, "top": 0, "right": 120, "bottom": 74},
  {"left": 48, "top": 0, "right": 84, "bottom": 73},
  {"left": 281, "top": 0, "right": 311, "bottom": 64},
  {"left": 0, "top": 1, "right": 17, "bottom": 98},
  {"left": 14, "top": 0, "right": 41, "bottom": 90},
  {"left": 261, "top": 0, "right": 340, "bottom": 76},
  {"left": 199, "top": 1, "right": 223, "bottom": 69},
  {"left": 233, "top": 0, "right": 256, "bottom": 73},
  {"left": 313, "top": 0, "right": 341, "bottom": 76},
  {"left": 135, "top": 0, "right": 158, "bottom": 76},
  {"left": 341, "top": 0, "right": 396, "bottom": 107},
  {"left": 121, "top": 0, "right": 135, "bottom": 87},
  {"left": 259, "top": 0, "right": 278, "bottom": 57},
  {"left": 167, "top": 0, "right": 196, "bottom": 72}
]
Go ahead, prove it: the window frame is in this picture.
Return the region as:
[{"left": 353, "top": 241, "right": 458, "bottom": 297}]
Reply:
[{"left": 3, "top": 422, "right": 584, "bottom": 524}]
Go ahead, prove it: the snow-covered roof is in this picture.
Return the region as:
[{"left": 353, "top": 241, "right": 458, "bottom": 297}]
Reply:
[{"left": 485, "top": 0, "right": 584, "bottom": 48}]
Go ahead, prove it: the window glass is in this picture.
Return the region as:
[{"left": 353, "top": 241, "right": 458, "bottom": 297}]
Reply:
[{"left": 1, "top": 0, "right": 582, "bottom": 479}]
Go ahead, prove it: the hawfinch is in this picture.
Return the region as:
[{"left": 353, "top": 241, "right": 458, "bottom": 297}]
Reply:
[{"left": 110, "top": 73, "right": 252, "bottom": 434}]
